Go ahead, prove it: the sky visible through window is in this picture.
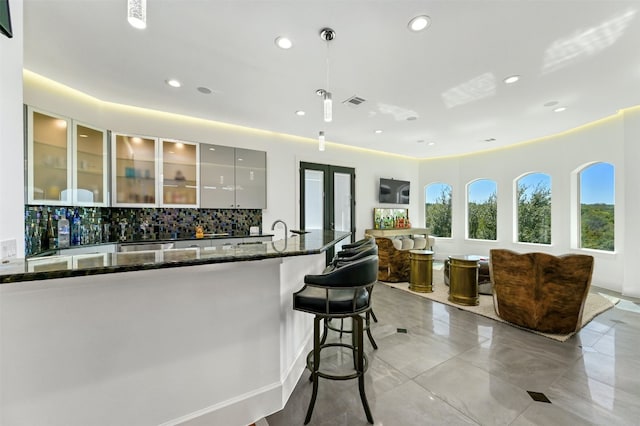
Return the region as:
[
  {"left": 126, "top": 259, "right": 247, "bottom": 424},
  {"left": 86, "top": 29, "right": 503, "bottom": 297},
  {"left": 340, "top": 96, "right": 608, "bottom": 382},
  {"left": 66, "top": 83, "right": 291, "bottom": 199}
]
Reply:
[
  {"left": 581, "top": 163, "right": 614, "bottom": 204},
  {"left": 426, "top": 182, "right": 450, "bottom": 201},
  {"left": 468, "top": 179, "right": 496, "bottom": 202},
  {"left": 426, "top": 165, "right": 614, "bottom": 204}
]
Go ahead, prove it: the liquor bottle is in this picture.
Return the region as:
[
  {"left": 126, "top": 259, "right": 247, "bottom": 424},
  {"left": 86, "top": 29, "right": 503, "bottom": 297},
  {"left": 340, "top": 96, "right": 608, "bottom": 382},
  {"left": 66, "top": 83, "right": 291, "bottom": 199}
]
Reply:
[
  {"left": 41, "top": 210, "right": 54, "bottom": 250},
  {"left": 71, "top": 209, "right": 82, "bottom": 245},
  {"left": 58, "top": 216, "right": 70, "bottom": 248}
]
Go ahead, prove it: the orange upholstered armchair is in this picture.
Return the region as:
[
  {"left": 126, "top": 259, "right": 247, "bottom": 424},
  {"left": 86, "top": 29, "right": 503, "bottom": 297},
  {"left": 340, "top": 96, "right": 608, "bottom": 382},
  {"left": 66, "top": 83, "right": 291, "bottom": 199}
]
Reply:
[{"left": 489, "top": 249, "right": 594, "bottom": 334}]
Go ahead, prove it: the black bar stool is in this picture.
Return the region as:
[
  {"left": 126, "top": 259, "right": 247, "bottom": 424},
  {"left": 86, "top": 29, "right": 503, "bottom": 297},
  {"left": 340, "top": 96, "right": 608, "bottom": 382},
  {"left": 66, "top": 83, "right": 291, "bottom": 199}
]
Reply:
[
  {"left": 321, "top": 243, "right": 379, "bottom": 349},
  {"left": 293, "top": 254, "right": 378, "bottom": 424}
]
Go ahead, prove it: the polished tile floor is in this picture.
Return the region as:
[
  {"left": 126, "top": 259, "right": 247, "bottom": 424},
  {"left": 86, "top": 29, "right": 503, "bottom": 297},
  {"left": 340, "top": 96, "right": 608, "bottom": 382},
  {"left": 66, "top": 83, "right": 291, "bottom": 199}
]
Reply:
[{"left": 266, "top": 283, "right": 640, "bottom": 426}]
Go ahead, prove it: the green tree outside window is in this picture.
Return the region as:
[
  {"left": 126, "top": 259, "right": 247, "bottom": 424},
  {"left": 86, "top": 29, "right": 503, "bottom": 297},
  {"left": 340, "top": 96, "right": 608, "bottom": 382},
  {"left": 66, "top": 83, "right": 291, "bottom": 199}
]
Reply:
[
  {"left": 517, "top": 173, "right": 551, "bottom": 244},
  {"left": 425, "top": 183, "right": 452, "bottom": 237}
]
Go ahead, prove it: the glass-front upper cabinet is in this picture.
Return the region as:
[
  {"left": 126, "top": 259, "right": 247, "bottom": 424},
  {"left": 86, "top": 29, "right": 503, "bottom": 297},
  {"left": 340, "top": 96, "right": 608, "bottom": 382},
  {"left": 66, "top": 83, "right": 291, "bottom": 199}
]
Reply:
[
  {"left": 27, "top": 107, "right": 72, "bottom": 205},
  {"left": 160, "top": 139, "right": 199, "bottom": 207},
  {"left": 235, "top": 148, "right": 266, "bottom": 209},
  {"left": 112, "top": 133, "right": 158, "bottom": 207},
  {"left": 200, "top": 144, "right": 236, "bottom": 208},
  {"left": 73, "top": 122, "right": 108, "bottom": 206},
  {"left": 200, "top": 144, "right": 266, "bottom": 209}
]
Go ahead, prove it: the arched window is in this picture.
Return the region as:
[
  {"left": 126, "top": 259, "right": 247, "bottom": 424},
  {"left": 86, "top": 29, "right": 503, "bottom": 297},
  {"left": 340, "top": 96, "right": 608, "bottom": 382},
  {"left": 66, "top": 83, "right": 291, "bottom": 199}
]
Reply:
[
  {"left": 467, "top": 179, "right": 497, "bottom": 240},
  {"left": 425, "top": 183, "right": 452, "bottom": 237},
  {"left": 579, "top": 162, "right": 615, "bottom": 251},
  {"left": 516, "top": 173, "right": 551, "bottom": 244}
]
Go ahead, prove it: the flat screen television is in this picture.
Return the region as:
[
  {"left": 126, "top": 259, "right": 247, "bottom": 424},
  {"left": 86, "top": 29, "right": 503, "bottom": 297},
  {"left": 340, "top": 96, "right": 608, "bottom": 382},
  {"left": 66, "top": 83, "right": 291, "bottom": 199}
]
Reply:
[{"left": 379, "top": 178, "right": 410, "bottom": 204}]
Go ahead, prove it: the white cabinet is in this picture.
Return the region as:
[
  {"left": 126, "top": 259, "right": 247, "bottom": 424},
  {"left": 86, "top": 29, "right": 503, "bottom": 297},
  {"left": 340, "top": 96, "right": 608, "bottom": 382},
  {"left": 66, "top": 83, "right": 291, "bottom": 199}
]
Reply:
[
  {"left": 200, "top": 144, "right": 266, "bottom": 209},
  {"left": 27, "top": 107, "right": 108, "bottom": 206},
  {"left": 173, "top": 239, "right": 212, "bottom": 249},
  {"left": 59, "top": 244, "right": 116, "bottom": 255}
]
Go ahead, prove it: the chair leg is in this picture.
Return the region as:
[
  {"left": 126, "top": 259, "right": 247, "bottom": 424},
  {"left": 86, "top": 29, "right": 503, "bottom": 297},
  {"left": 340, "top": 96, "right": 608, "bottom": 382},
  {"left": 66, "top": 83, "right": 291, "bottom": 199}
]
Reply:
[
  {"left": 365, "top": 311, "right": 378, "bottom": 350},
  {"left": 370, "top": 308, "right": 378, "bottom": 323},
  {"left": 305, "top": 316, "right": 321, "bottom": 424},
  {"left": 320, "top": 318, "right": 329, "bottom": 345},
  {"left": 355, "top": 315, "right": 374, "bottom": 424}
]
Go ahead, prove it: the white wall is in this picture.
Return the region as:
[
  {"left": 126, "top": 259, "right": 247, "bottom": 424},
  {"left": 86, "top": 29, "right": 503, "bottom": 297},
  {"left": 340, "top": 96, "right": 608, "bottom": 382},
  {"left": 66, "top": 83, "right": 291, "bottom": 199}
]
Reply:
[
  {"left": 23, "top": 72, "right": 420, "bottom": 243},
  {"left": 623, "top": 107, "right": 640, "bottom": 297},
  {"left": 0, "top": 0, "right": 24, "bottom": 260},
  {"left": 419, "top": 109, "right": 639, "bottom": 296}
]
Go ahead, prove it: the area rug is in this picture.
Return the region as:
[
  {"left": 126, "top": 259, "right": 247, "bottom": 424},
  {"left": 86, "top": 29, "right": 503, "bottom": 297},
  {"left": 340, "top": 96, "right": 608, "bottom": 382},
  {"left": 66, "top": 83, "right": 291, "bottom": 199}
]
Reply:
[{"left": 382, "top": 276, "right": 618, "bottom": 342}]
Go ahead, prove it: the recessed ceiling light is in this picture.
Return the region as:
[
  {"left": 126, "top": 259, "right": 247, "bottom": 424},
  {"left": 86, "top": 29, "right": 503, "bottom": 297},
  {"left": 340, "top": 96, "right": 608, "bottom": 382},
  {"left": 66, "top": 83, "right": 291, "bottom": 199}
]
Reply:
[
  {"left": 428, "top": 142, "right": 435, "bottom": 146},
  {"left": 503, "top": 75, "right": 520, "bottom": 84},
  {"left": 209, "top": 147, "right": 216, "bottom": 151},
  {"left": 197, "top": 86, "right": 212, "bottom": 94},
  {"left": 375, "top": 130, "right": 383, "bottom": 134},
  {"left": 408, "top": 15, "right": 431, "bottom": 32},
  {"left": 554, "top": 106, "right": 567, "bottom": 112},
  {"left": 295, "top": 110, "right": 306, "bottom": 116},
  {"left": 166, "top": 79, "right": 181, "bottom": 88},
  {"left": 79, "top": 134, "right": 88, "bottom": 138},
  {"left": 275, "top": 36, "right": 293, "bottom": 49}
]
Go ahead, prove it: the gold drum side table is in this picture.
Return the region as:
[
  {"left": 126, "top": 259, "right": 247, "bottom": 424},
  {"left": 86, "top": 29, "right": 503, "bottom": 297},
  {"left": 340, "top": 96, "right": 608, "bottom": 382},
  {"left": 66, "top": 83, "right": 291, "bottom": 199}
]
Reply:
[
  {"left": 448, "top": 255, "right": 479, "bottom": 305},
  {"left": 409, "top": 249, "right": 434, "bottom": 293}
]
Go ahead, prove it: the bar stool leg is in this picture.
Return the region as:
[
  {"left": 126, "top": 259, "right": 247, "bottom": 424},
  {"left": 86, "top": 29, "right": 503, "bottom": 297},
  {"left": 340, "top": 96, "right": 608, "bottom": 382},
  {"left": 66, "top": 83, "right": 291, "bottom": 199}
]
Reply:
[
  {"left": 319, "top": 318, "right": 329, "bottom": 345},
  {"left": 355, "top": 315, "right": 374, "bottom": 424},
  {"left": 370, "top": 309, "right": 378, "bottom": 323},
  {"left": 365, "top": 311, "right": 378, "bottom": 350},
  {"left": 305, "top": 316, "right": 321, "bottom": 424}
]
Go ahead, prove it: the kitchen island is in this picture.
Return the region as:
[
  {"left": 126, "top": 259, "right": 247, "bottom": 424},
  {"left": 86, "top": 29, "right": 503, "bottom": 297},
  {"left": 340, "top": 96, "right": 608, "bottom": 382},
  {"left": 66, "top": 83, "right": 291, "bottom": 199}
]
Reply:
[{"left": 0, "top": 230, "right": 349, "bottom": 426}]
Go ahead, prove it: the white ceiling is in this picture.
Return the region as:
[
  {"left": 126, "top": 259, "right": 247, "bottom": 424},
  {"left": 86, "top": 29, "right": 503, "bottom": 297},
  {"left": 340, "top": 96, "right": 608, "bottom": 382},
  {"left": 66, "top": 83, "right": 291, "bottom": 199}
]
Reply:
[{"left": 23, "top": 0, "right": 640, "bottom": 158}]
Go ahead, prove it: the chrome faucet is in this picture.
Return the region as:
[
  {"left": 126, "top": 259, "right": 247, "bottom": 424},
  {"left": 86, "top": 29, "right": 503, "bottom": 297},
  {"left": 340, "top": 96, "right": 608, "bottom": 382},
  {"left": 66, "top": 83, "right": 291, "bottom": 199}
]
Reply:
[{"left": 271, "top": 219, "right": 288, "bottom": 239}]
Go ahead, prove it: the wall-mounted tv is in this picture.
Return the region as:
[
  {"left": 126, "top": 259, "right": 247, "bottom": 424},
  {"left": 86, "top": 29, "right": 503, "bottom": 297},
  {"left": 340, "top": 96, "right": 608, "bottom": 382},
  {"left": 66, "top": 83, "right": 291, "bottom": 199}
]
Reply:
[{"left": 379, "top": 178, "right": 410, "bottom": 204}]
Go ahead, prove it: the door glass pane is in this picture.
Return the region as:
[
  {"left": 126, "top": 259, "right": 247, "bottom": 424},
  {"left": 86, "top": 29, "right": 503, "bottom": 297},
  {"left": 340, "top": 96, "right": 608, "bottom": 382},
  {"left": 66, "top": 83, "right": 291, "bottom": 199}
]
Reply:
[
  {"left": 304, "top": 169, "right": 324, "bottom": 230},
  {"left": 333, "top": 172, "right": 351, "bottom": 252},
  {"left": 75, "top": 125, "right": 105, "bottom": 204}
]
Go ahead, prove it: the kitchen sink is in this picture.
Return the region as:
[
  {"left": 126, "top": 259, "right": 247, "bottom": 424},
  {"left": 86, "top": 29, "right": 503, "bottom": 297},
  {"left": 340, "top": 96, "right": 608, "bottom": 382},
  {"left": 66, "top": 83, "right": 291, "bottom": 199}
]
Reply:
[{"left": 117, "top": 242, "right": 175, "bottom": 252}]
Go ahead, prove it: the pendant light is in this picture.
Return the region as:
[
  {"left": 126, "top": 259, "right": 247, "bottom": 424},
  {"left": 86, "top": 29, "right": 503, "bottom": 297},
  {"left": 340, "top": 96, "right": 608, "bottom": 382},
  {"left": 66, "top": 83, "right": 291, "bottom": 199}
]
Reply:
[
  {"left": 320, "top": 28, "right": 335, "bottom": 122},
  {"left": 318, "top": 131, "right": 326, "bottom": 151},
  {"left": 128, "top": 0, "right": 147, "bottom": 29}
]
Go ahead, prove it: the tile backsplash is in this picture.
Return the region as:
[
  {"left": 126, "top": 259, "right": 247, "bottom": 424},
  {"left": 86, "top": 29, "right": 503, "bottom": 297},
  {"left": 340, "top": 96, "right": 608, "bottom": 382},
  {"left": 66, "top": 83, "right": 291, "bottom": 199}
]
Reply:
[{"left": 25, "top": 205, "right": 262, "bottom": 256}]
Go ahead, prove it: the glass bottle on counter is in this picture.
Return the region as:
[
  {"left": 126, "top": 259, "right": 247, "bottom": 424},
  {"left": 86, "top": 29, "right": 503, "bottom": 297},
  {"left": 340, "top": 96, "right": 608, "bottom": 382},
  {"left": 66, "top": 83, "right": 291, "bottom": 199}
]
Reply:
[
  {"left": 58, "top": 216, "right": 70, "bottom": 248},
  {"left": 41, "top": 210, "right": 55, "bottom": 250}
]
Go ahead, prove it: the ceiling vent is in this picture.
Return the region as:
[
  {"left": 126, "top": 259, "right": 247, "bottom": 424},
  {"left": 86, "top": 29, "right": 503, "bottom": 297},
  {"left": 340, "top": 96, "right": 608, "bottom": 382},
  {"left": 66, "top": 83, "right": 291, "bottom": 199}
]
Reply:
[{"left": 343, "top": 95, "right": 366, "bottom": 107}]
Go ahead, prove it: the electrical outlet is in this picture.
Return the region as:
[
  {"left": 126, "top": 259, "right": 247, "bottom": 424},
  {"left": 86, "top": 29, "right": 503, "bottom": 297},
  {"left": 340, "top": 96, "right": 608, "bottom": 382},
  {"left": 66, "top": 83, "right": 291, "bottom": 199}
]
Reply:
[{"left": 1, "top": 239, "right": 17, "bottom": 259}]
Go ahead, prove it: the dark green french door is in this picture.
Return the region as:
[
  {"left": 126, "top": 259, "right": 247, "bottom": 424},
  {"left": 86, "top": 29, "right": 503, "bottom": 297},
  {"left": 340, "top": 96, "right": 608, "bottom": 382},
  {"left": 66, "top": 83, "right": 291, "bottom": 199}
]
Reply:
[{"left": 300, "top": 162, "right": 355, "bottom": 263}]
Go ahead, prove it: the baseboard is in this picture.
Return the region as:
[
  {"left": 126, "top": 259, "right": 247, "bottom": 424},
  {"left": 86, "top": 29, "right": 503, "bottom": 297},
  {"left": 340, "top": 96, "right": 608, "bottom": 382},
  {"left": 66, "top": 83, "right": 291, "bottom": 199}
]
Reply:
[{"left": 163, "top": 334, "right": 313, "bottom": 426}]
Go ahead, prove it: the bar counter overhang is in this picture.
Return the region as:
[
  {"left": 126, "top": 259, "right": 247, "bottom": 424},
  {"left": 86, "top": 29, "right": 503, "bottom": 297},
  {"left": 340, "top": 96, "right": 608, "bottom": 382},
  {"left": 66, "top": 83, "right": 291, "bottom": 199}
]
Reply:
[{"left": 0, "top": 230, "right": 349, "bottom": 426}]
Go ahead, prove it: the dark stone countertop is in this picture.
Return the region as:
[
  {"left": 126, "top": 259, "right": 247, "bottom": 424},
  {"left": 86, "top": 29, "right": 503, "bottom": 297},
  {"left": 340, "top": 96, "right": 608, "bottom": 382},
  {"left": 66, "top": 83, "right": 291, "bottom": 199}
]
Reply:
[{"left": 0, "top": 230, "right": 350, "bottom": 284}]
